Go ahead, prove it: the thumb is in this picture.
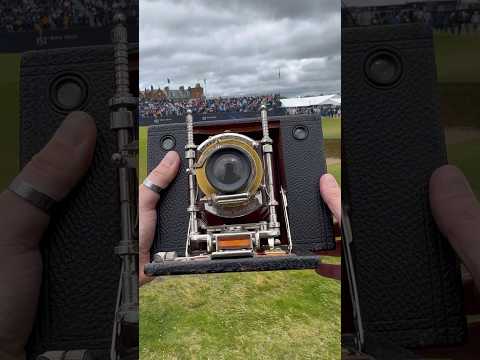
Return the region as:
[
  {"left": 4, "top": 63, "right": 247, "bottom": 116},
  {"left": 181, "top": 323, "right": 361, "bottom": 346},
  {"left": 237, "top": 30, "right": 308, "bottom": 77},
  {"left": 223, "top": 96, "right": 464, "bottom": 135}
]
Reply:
[
  {"left": 0, "top": 111, "right": 96, "bottom": 358},
  {"left": 320, "top": 174, "right": 341, "bottom": 224},
  {"left": 1, "top": 111, "right": 97, "bottom": 248},
  {"left": 430, "top": 165, "right": 480, "bottom": 290}
]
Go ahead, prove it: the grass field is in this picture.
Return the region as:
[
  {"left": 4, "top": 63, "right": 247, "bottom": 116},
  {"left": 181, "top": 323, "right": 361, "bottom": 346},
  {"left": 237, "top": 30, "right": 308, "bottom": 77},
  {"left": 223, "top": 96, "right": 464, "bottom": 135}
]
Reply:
[
  {"left": 321, "top": 117, "right": 341, "bottom": 140},
  {"left": 434, "top": 32, "right": 480, "bottom": 83},
  {"left": 141, "top": 269, "right": 340, "bottom": 360}
]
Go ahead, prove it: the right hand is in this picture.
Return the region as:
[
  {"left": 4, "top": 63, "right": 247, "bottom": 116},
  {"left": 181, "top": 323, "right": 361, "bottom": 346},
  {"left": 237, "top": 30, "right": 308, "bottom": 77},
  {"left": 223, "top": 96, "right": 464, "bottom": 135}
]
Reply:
[{"left": 430, "top": 165, "right": 480, "bottom": 290}]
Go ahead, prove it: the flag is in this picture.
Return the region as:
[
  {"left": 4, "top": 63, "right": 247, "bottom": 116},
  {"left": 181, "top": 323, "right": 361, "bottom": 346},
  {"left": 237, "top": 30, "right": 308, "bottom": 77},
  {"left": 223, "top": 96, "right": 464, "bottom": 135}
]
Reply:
[
  {"left": 167, "top": 78, "right": 170, "bottom": 84},
  {"left": 278, "top": 68, "right": 281, "bottom": 79}
]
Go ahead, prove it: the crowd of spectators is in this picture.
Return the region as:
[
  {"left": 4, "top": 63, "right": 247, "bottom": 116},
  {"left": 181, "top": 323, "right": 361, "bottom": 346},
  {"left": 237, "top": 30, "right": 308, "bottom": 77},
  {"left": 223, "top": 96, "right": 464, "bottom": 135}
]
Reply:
[
  {"left": 343, "top": 3, "right": 480, "bottom": 34},
  {"left": 140, "top": 95, "right": 283, "bottom": 120},
  {"left": 285, "top": 105, "right": 340, "bottom": 117},
  {"left": 0, "top": 0, "right": 137, "bottom": 32}
]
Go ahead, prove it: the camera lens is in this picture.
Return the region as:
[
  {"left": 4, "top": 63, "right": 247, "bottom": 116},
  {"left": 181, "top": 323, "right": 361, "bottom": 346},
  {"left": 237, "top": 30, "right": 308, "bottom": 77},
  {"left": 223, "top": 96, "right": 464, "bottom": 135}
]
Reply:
[
  {"left": 365, "top": 50, "right": 402, "bottom": 87},
  {"left": 205, "top": 148, "right": 252, "bottom": 194},
  {"left": 50, "top": 74, "right": 88, "bottom": 112}
]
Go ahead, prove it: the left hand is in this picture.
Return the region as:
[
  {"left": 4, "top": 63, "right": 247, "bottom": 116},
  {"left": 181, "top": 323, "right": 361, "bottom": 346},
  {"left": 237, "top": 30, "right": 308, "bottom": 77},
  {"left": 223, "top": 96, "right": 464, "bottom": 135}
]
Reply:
[{"left": 0, "top": 112, "right": 96, "bottom": 360}]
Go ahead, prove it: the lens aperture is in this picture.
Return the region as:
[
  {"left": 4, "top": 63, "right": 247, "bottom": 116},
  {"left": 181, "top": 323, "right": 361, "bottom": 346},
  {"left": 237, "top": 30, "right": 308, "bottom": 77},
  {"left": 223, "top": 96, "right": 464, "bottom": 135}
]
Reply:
[{"left": 205, "top": 148, "right": 252, "bottom": 193}]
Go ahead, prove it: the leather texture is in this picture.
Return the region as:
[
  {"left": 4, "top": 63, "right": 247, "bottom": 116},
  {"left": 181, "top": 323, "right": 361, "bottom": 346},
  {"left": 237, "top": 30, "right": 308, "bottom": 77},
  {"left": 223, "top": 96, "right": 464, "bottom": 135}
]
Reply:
[
  {"left": 342, "top": 24, "right": 466, "bottom": 347},
  {"left": 280, "top": 116, "right": 335, "bottom": 252},
  {"left": 147, "top": 115, "right": 335, "bottom": 266},
  {"left": 21, "top": 46, "right": 121, "bottom": 359},
  {"left": 147, "top": 123, "right": 189, "bottom": 255},
  {"left": 145, "top": 255, "right": 321, "bottom": 276}
]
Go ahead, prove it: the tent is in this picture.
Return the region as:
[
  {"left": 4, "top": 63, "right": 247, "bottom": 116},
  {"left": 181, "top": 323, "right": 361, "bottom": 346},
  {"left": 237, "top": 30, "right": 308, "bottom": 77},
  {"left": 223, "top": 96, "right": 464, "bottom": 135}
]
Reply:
[{"left": 280, "top": 94, "right": 341, "bottom": 108}]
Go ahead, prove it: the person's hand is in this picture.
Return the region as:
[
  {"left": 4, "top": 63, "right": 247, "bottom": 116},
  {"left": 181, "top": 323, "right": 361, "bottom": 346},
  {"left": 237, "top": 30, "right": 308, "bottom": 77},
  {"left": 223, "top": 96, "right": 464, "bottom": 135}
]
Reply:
[
  {"left": 430, "top": 165, "right": 480, "bottom": 290},
  {"left": 139, "top": 151, "right": 181, "bottom": 287},
  {"left": 0, "top": 111, "right": 96, "bottom": 360},
  {"left": 316, "top": 173, "right": 341, "bottom": 280},
  {"left": 320, "top": 173, "right": 341, "bottom": 224}
]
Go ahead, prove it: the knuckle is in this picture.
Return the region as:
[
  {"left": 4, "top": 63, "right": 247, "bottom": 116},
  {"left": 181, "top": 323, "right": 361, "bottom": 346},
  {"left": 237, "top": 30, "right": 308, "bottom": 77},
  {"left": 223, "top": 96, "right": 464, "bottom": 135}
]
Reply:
[
  {"left": 151, "top": 167, "right": 169, "bottom": 182},
  {"left": 30, "top": 151, "right": 63, "bottom": 177}
]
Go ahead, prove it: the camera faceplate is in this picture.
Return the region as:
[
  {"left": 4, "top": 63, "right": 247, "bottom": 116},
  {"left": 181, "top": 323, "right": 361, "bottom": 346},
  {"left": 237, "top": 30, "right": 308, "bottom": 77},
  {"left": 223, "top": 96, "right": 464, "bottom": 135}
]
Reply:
[{"left": 196, "top": 132, "right": 264, "bottom": 218}]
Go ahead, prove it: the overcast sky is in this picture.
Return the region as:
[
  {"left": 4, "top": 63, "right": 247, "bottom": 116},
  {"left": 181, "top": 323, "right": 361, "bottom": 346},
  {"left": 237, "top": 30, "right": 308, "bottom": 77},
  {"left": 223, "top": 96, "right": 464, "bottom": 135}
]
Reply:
[{"left": 140, "top": 0, "right": 340, "bottom": 97}]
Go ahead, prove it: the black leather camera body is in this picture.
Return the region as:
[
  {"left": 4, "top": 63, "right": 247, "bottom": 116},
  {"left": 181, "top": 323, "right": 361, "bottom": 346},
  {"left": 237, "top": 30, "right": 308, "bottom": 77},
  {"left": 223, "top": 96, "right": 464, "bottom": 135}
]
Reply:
[
  {"left": 342, "top": 23, "right": 466, "bottom": 347},
  {"left": 20, "top": 42, "right": 139, "bottom": 359},
  {"left": 145, "top": 113, "right": 335, "bottom": 275}
]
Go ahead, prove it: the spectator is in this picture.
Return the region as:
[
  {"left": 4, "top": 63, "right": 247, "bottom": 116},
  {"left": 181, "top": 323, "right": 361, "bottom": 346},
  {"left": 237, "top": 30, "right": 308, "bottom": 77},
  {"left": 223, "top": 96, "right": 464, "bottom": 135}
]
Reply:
[
  {"left": 139, "top": 94, "right": 283, "bottom": 121},
  {"left": 472, "top": 11, "right": 480, "bottom": 32},
  {"left": 0, "top": 0, "right": 138, "bottom": 32},
  {"left": 343, "top": 3, "right": 480, "bottom": 34}
]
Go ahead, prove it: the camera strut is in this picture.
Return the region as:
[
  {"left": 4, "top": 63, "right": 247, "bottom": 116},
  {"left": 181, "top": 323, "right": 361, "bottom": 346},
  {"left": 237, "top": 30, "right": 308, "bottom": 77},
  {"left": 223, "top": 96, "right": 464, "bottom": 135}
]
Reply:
[
  {"left": 260, "top": 104, "right": 280, "bottom": 249},
  {"left": 108, "top": 10, "right": 139, "bottom": 360}
]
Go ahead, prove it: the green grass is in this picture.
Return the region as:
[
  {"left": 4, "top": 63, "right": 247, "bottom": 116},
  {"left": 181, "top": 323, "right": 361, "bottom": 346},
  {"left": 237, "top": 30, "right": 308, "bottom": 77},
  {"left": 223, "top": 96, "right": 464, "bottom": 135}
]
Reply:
[
  {"left": 140, "top": 269, "right": 340, "bottom": 360},
  {"left": 328, "top": 162, "right": 341, "bottom": 185},
  {"left": 447, "top": 140, "right": 480, "bottom": 198},
  {"left": 140, "top": 126, "right": 148, "bottom": 181},
  {"left": 434, "top": 32, "right": 480, "bottom": 83},
  {"left": 0, "top": 54, "right": 21, "bottom": 189},
  {"left": 321, "top": 117, "right": 341, "bottom": 140}
]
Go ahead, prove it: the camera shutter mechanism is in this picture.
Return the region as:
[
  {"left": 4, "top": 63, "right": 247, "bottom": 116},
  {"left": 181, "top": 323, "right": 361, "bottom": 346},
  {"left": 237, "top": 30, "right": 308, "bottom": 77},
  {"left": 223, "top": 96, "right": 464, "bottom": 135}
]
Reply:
[{"left": 195, "top": 133, "right": 263, "bottom": 199}]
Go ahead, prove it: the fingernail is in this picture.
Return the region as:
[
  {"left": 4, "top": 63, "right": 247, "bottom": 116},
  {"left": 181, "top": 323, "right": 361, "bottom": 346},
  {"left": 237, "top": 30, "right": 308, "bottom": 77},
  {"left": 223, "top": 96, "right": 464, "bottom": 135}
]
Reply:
[
  {"left": 55, "top": 111, "right": 95, "bottom": 147},
  {"left": 163, "top": 151, "right": 179, "bottom": 166},
  {"left": 321, "top": 173, "right": 337, "bottom": 187}
]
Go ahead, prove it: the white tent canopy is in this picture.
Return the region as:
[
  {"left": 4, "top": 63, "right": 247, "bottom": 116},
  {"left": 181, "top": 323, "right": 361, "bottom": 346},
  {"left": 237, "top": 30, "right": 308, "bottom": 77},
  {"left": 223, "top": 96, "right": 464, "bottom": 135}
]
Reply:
[{"left": 280, "top": 94, "right": 341, "bottom": 108}]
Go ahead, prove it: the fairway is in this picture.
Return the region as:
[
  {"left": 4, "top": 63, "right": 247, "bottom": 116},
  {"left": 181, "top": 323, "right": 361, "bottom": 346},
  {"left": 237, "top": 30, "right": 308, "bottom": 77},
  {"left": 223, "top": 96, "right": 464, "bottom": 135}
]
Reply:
[{"left": 141, "top": 267, "right": 340, "bottom": 360}]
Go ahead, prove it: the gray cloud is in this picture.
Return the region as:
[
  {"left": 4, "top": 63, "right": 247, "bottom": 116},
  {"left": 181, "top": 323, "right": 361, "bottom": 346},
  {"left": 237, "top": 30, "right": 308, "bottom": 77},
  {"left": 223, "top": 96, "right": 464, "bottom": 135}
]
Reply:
[{"left": 140, "top": 0, "right": 340, "bottom": 97}]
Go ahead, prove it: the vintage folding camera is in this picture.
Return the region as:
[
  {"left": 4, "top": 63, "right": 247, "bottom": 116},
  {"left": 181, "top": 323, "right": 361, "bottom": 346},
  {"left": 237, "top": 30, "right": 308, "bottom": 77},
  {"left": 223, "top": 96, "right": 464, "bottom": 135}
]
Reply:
[
  {"left": 20, "top": 16, "right": 138, "bottom": 360},
  {"left": 145, "top": 108, "right": 335, "bottom": 276}
]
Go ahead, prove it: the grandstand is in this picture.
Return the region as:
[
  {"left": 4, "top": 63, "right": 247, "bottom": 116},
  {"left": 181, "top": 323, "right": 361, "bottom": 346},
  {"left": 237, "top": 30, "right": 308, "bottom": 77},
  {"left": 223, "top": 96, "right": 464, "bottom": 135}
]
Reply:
[
  {"left": 139, "top": 92, "right": 341, "bottom": 125},
  {"left": 0, "top": 0, "right": 138, "bottom": 32},
  {"left": 139, "top": 92, "right": 285, "bottom": 124},
  {"left": 343, "top": 0, "right": 480, "bottom": 33}
]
